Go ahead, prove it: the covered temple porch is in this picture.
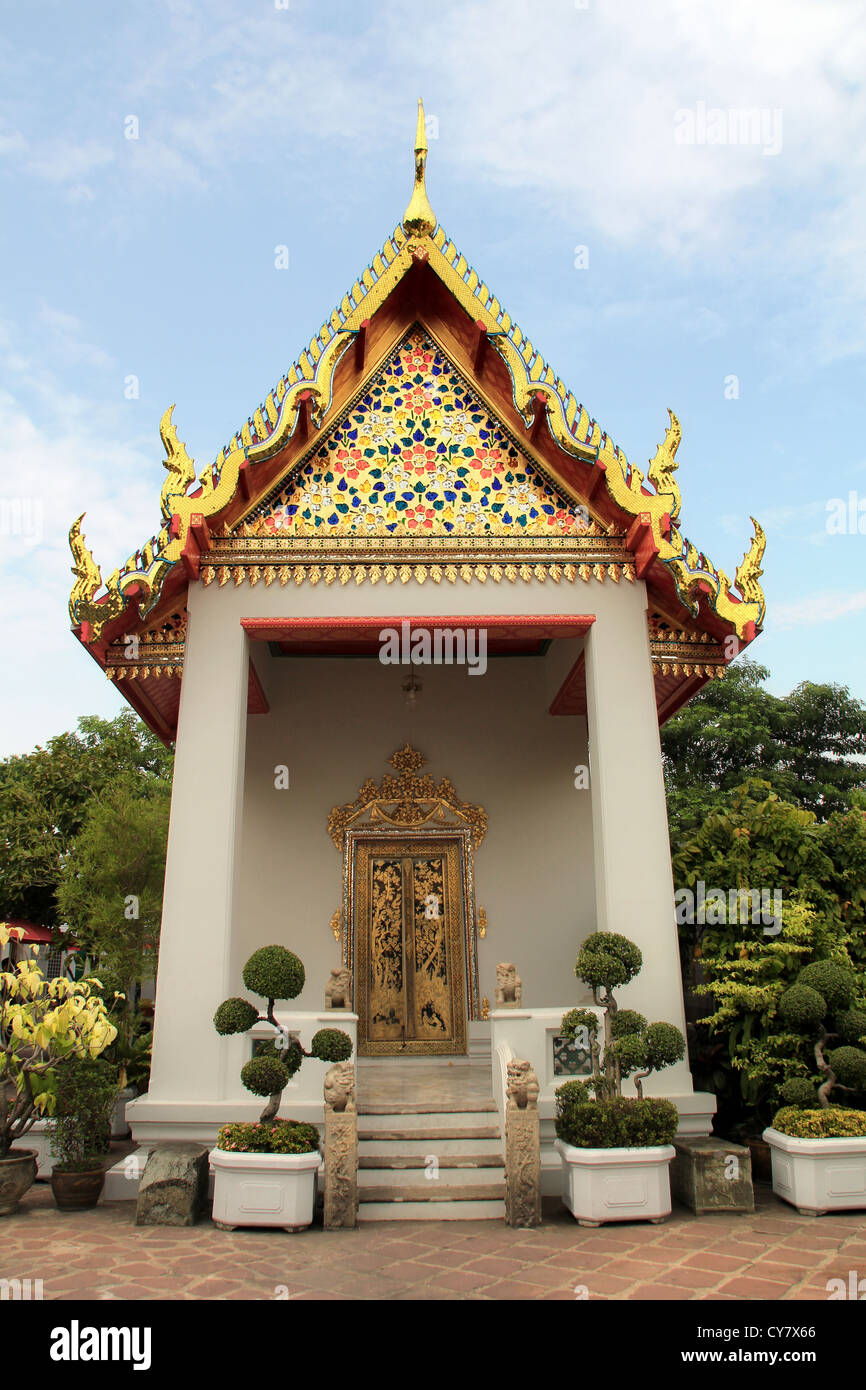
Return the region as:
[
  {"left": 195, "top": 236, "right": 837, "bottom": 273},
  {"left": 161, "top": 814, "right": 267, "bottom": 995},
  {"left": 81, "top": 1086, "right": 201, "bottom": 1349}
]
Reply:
[{"left": 118, "top": 572, "right": 714, "bottom": 1204}]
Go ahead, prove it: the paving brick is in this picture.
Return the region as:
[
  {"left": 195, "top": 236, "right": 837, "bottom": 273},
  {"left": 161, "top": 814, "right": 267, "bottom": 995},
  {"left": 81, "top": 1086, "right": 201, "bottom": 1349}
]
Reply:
[
  {"left": 426, "top": 1269, "right": 496, "bottom": 1292},
  {"left": 717, "top": 1275, "right": 797, "bottom": 1298},
  {"left": 666, "top": 1266, "right": 724, "bottom": 1289},
  {"left": 465, "top": 1256, "right": 530, "bottom": 1277},
  {"left": 629, "top": 1282, "right": 696, "bottom": 1300},
  {"left": 682, "top": 1251, "right": 747, "bottom": 1273},
  {"left": 479, "top": 1278, "right": 546, "bottom": 1299}
]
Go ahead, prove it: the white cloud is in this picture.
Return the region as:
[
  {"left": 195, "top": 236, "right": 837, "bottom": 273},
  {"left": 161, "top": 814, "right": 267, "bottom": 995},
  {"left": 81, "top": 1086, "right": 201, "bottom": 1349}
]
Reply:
[
  {"left": 37, "top": 306, "right": 114, "bottom": 370},
  {"left": 25, "top": 138, "right": 115, "bottom": 190},
  {"left": 771, "top": 590, "right": 866, "bottom": 631}
]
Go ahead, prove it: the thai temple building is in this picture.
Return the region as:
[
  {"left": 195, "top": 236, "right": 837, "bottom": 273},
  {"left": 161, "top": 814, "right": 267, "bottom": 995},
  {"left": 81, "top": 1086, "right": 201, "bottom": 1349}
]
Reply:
[{"left": 68, "top": 103, "right": 765, "bottom": 1217}]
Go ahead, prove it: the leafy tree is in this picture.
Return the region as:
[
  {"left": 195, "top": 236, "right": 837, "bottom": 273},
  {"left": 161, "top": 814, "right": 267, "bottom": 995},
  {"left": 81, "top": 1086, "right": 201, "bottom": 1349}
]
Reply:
[
  {"left": 0, "top": 924, "right": 117, "bottom": 1159},
  {"left": 661, "top": 660, "right": 866, "bottom": 840},
  {"left": 0, "top": 712, "right": 172, "bottom": 929},
  {"left": 693, "top": 896, "right": 854, "bottom": 1133},
  {"left": 56, "top": 777, "right": 169, "bottom": 1046},
  {"left": 672, "top": 780, "right": 866, "bottom": 978}
]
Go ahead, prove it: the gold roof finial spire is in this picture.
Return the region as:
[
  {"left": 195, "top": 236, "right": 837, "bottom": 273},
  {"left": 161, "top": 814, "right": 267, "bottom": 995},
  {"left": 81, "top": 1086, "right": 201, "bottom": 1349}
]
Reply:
[{"left": 402, "top": 97, "right": 436, "bottom": 239}]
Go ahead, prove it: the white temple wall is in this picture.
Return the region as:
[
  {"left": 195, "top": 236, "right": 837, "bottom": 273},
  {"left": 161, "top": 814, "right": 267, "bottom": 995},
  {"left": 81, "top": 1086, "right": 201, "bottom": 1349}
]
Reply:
[
  {"left": 128, "top": 568, "right": 709, "bottom": 1142},
  {"left": 237, "top": 648, "right": 594, "bottom": 1014}
]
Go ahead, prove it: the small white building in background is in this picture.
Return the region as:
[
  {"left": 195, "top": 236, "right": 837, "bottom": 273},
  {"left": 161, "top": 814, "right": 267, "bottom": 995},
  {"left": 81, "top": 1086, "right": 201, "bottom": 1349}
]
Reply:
[{"left": 67, "top": 105, "right": 766, "bottom": 1190}]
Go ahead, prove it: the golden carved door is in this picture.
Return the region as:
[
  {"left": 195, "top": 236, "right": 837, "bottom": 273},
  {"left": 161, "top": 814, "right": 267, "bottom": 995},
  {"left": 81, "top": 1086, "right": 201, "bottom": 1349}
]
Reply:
[{"left": 354, "top": 836, "right": 467, "bottom": 1056}]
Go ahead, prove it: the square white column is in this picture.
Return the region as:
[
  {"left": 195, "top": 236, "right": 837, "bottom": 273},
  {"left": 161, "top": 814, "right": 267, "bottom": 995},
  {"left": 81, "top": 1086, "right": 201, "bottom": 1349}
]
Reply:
[
  {"left": 145, "top": 591, "right": 249, "bottom": 1103},
  {"left": 583, "top": 584, "right": 693, "bottom": 1095}
]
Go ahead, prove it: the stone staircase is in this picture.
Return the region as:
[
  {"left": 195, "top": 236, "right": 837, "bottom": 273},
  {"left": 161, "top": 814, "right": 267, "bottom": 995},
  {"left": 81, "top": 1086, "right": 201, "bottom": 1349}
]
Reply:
[{"left": 356, "top": 1097, "right": 505, "bottom": 1220}]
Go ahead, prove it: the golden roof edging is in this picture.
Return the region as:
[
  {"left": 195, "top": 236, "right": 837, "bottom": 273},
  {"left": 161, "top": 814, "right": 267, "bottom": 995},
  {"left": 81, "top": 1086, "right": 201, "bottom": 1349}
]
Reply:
[{"left": 67, "top": 119, "right": 766, "bottom": 642}]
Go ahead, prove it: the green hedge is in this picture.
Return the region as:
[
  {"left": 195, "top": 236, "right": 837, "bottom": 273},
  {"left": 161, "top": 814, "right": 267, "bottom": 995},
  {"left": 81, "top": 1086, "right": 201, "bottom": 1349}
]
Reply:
[
  {"left": 554, "top": 1094, "right": 678, "bottom": 1149},
  {"left": 216, "top": 1120, "right": 321, "bottom": 1154},
  {"left": 771, "top": 1106, "right": 866, "bottom": 1139}
]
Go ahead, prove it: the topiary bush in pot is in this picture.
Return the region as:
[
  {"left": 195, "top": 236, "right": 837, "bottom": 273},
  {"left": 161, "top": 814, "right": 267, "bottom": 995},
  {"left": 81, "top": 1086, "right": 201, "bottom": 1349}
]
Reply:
[
  {"left": 774, "top": 959, "right": 866, "bottom": 1109},
  {"left": 210, "top": 946, "right": 354, "bottom": 1232},
  {"left": 557, "top": 931, "right": 686, "bottom": 1125},
  {"left": 765, "top": 960, "right": 866, "bottom": 1214},
  {"left": 214, "top": 945, "right": 353, "bottom": 1145},
  {"left": 554, "top": 932, "right": 686, "bottom": 1225}
]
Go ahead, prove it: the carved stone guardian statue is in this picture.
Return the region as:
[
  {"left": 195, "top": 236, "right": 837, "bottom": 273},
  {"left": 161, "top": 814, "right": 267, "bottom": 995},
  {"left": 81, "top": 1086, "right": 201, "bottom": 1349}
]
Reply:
[
  {"left": 325, "top": 967, "right": 353, "bottom": 1011},
  {"left": 506, "top": 1058, "right": 539, "bottom": 1111},
  {"left": 323, "top": 1061, "right": 356, "bottom": 1114},
  {"left": 504, "top": 1059, "right": 542, "bottom": 1228},
  {"left": 495, "top": 962, "right": 522, "bottom": 1009},
  {"left": 323, "top": 1062, "right": 358, "bottom": 1229}
]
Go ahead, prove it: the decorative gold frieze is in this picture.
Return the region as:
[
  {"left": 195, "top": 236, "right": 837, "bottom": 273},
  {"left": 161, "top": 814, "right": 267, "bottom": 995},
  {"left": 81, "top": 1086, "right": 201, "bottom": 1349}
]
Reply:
[
  {"left": 328, "top": 744, "right": 487, "bottom": 850},
  {"left": 648, "top": 617, "right": 727, "bottom": 681}
]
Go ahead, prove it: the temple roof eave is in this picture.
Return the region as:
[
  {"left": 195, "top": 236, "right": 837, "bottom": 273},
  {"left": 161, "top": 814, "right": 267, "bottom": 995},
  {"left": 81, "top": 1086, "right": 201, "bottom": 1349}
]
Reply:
[{"left": 67, "top": 117, "right": 765, "bottom": 656}]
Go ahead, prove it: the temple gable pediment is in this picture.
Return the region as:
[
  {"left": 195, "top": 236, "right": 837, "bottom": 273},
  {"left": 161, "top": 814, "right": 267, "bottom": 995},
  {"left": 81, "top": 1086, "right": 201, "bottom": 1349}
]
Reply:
[{"left": 238, "top": 329, "right": 589, "bottom": 544}]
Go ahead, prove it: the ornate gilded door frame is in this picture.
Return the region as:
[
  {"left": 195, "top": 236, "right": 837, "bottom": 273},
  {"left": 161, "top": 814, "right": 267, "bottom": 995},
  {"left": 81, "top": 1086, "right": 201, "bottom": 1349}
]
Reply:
[
  {"left": 351, "top": 833, "right": 468, "bottom": 1056},
  {"left": 328, "top": 746, "right": 486, "bottom": 1037}
]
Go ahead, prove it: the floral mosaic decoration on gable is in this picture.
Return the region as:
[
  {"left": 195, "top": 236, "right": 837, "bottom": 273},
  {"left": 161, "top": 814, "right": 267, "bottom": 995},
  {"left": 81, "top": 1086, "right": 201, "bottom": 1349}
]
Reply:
[{"left": 247, "top": 331, "right": 591, "bottom": 540}]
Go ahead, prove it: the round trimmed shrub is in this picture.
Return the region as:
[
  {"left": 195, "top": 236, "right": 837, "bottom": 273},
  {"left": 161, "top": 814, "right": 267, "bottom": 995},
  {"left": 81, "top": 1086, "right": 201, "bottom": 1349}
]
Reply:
[
  {"left": 213, "top": 997, "right": 259, "bottom": 1036},
  {"left": 772, "top": 1105, "right": 866, "bottom": 1139},
  {"left": 609, "top": 1032, "right": 647, "bottom": 1075},
  {"left": 555, "top": 1079, "right": 594, "bottom": 1109},
  {"left": 240, "top": 1054, "right": 290, "bottom": 1098},
  {"left": 643, "top": 1021, "right": 686, "bottom": 1070},
  {"left": 610, "top": 1009, "right": 647, "bottom": 1039},
  {"left": 255, "top": 1038, "right": 303, "bottom": 1078},
  {"left": 555, "top": 1096, "right": 678, "bottom": 1149},
  {"left": 797, "top": 960, "right": 856, "bottom": 1013},
  {"left": 779, "top": 1077, "right": 817, "bottom": 1108},
  {"left": 576, "top": 932, "right": 642, "bottom": 992},
  {"left": 836, "top": 1008, "right": 866, "bottom": 1047},
  {"left": 560, "top": 1008, "right": 600, "bottom": 1040},
  {"left": 827, "top": 1045, "right": 866, "bottom": 1091},
  {"left": 242, "top": 945, "right": 305, "bottom": 1002},
  {"left": 281, "top": 1039, "right": 303, "bottom": 1078},
  {"left": 310, "top": 1028, "right": 353, "bottom": 1063},
  {"left": 554, "top": 1079, "right": 595, "bottom": 1130},
  {"left": 778, "top": 983, "right": 826, "bottom": 1031}
]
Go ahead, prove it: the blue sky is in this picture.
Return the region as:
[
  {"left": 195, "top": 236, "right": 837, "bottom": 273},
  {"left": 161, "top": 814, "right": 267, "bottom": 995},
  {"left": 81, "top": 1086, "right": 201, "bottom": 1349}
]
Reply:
[{"left": 1, "top": 0, "right": 864, "bottom": 755}]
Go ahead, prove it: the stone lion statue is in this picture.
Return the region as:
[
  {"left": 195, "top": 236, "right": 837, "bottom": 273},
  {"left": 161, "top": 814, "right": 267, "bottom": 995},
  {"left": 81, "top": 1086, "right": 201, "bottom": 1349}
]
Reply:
[
  {"left": 324, "top": 1061, "right": 355, "bottom": 1113},
  {"left": 495, "top": 962, "right": 522, "bottom": 1009},
  {"left": 325, "top": 967, "right": 353, "bottom": 1010},
  {"left": 506, "top": 1059, "right": 539, "bottom": 1111}
]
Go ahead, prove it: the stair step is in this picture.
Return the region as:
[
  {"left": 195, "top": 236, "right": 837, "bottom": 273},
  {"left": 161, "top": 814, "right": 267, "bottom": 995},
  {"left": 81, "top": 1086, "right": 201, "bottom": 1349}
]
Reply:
[
  {"left": 358, "top": 1198, "right": 506, "bottom": 1221},
  {"left": 358, "top": 1100, "right": 498, "bottom": 1115},
  {"left": 359, "top": 1181, "right": 506, "bottom": 1203},
  {"left": 358, "top": 1110, "right": 498, "bottom": 1132},
  {"left": 359, "top": 1153, "right": 504, "bottom": 1169},
  {"left": 359, "top": 1167, "right": 501, "bottom": 1189},
  {"left": 359, "top": 1135, "right": 503, "bottom": 1159},
  {"left": 358, "top": 1126, "right": 501, "bottom": 1142}
]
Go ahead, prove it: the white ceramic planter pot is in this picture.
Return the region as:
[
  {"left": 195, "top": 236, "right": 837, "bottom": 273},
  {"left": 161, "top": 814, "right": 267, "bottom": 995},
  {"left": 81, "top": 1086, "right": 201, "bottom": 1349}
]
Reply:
[
  {"left": 210, "top": 1148, "right": 321, "bottom": 1232},
  {"left": 763, "top": 1127, "right": 866, "bottom": 1216},
  {"left": 555, "top": 1139, "right": 676, "bottom": 1226}
]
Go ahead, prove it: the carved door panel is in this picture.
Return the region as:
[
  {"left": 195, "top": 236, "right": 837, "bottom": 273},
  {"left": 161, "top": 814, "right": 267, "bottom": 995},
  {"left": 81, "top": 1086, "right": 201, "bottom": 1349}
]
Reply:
[{"left": 355, "top": 837, "right": 467, "bottom": 1056}]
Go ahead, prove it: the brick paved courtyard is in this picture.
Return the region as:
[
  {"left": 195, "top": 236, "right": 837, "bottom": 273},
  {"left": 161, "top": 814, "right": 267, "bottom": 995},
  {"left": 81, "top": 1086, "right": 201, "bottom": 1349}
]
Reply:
[{"left": 2, "top": 1181, "right": 865, "bottom": 1301}]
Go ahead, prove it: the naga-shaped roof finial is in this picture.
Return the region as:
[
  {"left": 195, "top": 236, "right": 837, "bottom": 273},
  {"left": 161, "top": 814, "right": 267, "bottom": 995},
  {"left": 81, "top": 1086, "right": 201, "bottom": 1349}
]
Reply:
[{"left": 402, "top": 97, "right": 436, "bottom": 239}]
